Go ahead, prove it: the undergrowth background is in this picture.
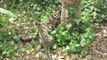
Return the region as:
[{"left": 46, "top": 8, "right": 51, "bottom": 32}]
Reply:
[{"left": 0, "top": 0, "right": 107, "bottom": 59}]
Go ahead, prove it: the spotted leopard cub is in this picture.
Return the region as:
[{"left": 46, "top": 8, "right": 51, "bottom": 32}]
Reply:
[
  {"left": 35, "top": 10, "right": 61, "bottom": 48},
  {"left": 36, "top": 21, "right": 53, "bottom": 60},
  {"left": 44, "top": 10, "right": 61, "bottom": 32},
  {"left": 35, "top": 21, "right": 55, "bottom": 48}
]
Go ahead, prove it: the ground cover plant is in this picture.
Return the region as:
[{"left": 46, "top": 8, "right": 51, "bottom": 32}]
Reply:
[{"left": 0, "top": 0, "right": 107, "bottom": 60}]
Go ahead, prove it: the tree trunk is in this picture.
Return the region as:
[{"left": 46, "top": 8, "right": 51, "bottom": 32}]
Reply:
[{"left": 60, "top": 0, "right": 81, "bottom": 24}]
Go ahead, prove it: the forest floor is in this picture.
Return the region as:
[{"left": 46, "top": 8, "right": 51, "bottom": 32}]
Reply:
[
  {"left": 16, "top": 22, "right": 107, "bottom": 60},
  {"left": 78, "top": 22, "right": 107, "bottom": 60}
]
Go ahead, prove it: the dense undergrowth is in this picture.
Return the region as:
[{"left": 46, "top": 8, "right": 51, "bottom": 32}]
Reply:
[{"left": 0, "top": 0, "right": 107, "bottom": 59}]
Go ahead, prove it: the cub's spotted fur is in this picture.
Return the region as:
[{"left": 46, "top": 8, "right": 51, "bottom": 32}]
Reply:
[{"left": 44, "top": 10, "right": 61, "bottom": 32}]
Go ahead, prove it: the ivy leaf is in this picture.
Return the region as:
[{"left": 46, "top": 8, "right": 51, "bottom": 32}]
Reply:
[
  {"left": 26, "top": 44, "right": 34, "bottom": 53},
  {"left": 66, "top": 23, "right": 72, "bottom": 30},
  {"left": 52, "top": 44, "right": 57, "bottom": 49},
  {"left": 70, "top": 45, "right": 77, "bottom": 52},
  {"left": 51, "top": 30, "right": 57, "bottom": 35}
]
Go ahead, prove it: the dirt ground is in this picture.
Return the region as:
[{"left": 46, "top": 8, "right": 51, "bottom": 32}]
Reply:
[
  {"left": 16, "top": 22, "right": 107, "bottom": 60},
  {"left": 78, "top": 22, "right": 107, "bottom": 60},
  {"left": 86, "top": 22, "right": 107, "bottom": 60}
]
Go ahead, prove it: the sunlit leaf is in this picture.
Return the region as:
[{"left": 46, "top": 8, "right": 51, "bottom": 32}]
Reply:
[
  {"left": 0, "top": 8, "right": 16, "bottom": 17},
  {"left": 26, "top": 44, "right": 34, "bottom": 53}
]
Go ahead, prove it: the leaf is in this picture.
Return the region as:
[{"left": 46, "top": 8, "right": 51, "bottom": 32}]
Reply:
[
  {"left": 80, "top": 38, "right": 86, "bottom": 47},
  {"left": 52, "top": 44, "right": 57, "bottom": 49},
  {"left": 64, "top": 45, "right": 70, "bottom": 51},
  {"left": 13, "top": 36, "right": 21, "bottom": 43},
  {"left": 26, "top": 44, "right": 34, "bottom": 53},
  {"left": 70, "top": 45, "right": 77, "bottom": 52},
  {"left": 0, "top": 24, "right": 3, "bottom": 28},
  {"left": 74, "top": 19, "right": 81, "bottom": 25},
  {"left": 0, "top": 8, "right": 16, "bottom": 17},
  {"left": 66, "top": 23, "right": 72, "bottom": 29},
  {"left": 51, "top": 30, "right": 57, "bottom": 34},
  {"left": 92, "top": 12, "right": 97, "bottom": 19}
]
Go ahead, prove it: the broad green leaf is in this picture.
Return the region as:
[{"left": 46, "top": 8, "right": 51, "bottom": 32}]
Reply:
[
  {"left": 26, "top": 44, "right": 34, "bottom": 52},
  {"left": 52, "top": 44, "right": 57, "bottom": 49},
  {"left": 0, "top": 8, "right": 16, "bottom": 17}
]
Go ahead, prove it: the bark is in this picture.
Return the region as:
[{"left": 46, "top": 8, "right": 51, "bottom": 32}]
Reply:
[{"left": 60, "top": 0, "right": 81, "bottom": 24}]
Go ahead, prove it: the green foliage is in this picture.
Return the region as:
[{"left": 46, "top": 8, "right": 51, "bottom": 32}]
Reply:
[
  {"left": 0, "top": 41, "right": 14, "bottom": 58},
  {"left": 0, "top": 31, "right": 16, "bottom": 59},
  {"left": 0, "top": 16, "right": 6, "bottom": 28},
  {"left": 0, "top": 8, "right": 16, "bottom": 17},
  {"left": 0, "top": 0, "right": 107, "bottom": 59},
  {"left": 0, "top": 9, "right": 15, "bottom": 59},
  {"left": 0, "top": 0, "right": 60, "bottom": 59},
  {"left": 51, "top": 21, "right": 95, "bottom": 52},
  {"left": 26, "top": 44, "right": 34, "bottom": 53},
  {"left": 82, "top": 0, "right": 107, "bottom": 22},
  {"left": 50, "top": 0, "right": 98, "bottom": 53}
]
